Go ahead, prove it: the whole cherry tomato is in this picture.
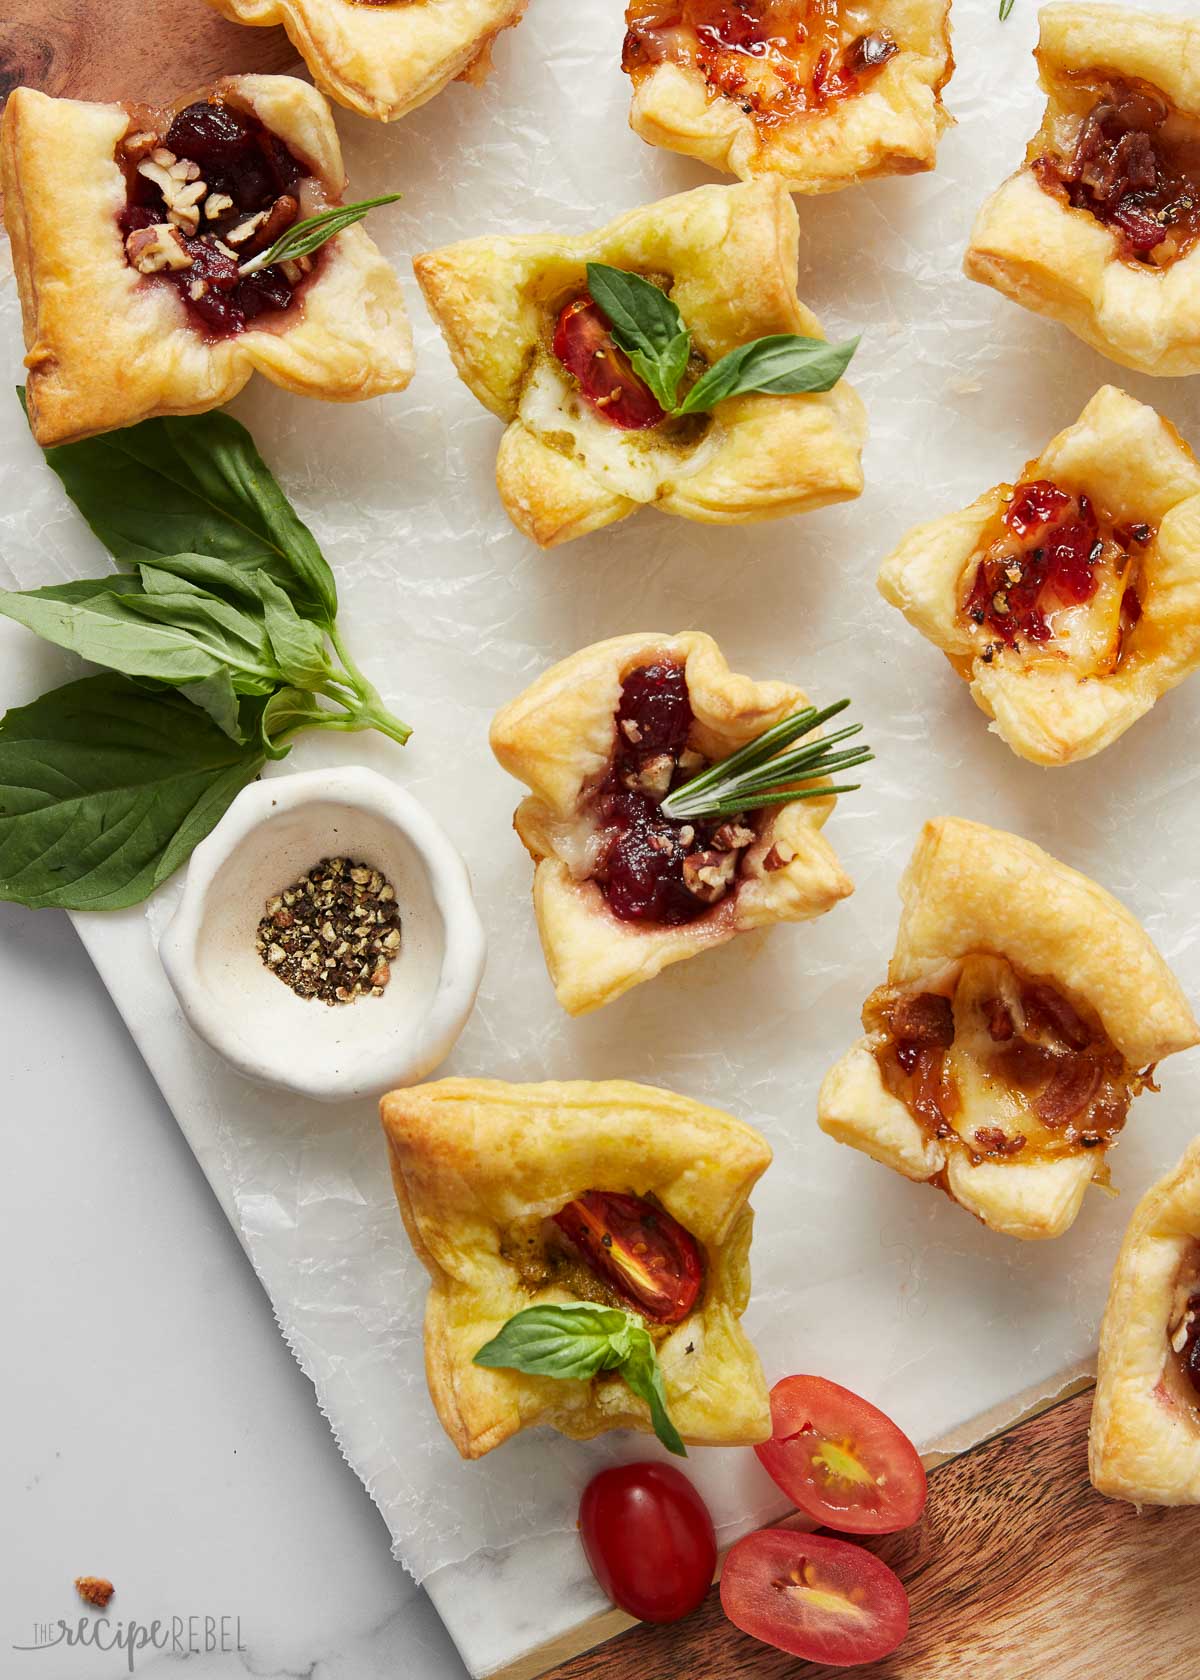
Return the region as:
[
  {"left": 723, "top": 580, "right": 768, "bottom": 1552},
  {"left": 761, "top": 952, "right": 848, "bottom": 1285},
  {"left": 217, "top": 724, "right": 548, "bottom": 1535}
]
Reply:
[
  {"left": 579, "top": 1462, "right": 716, "bottom": 1623},
  {"left": 754, "top": 1375, "right": 927, "bottom": 1535},
  {"left": 721, "top": 1529, "right": 910, "bottom": 1665}
]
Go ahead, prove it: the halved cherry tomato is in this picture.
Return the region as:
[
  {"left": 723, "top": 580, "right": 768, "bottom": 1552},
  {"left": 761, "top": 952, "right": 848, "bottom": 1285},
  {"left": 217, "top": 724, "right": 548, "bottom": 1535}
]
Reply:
[
  {"left": 754, "top": 1375, "right": 927, "bottom": 1535},
  {"left": 552, "top": 297, "right": 666, "bottom": 431},
  {"left": 580, "top": 1462, "right": 716, "bottom": 1623},
  {"left": 720, "top": 1529, "right": 910, "bottom": 1665},
  {"left": 553, "top": 1191, "right": 703, "bottom": 1324}
]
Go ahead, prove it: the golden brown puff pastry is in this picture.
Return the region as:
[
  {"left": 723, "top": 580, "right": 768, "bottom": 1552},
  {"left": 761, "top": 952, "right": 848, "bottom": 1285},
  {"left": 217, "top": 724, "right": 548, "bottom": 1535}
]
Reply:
[
  {"left": 965, "top": 4, "right": 1200, "bottom": 376},
  {"left": 818, "top": 818, "right": 1199, "bottom": 1241},
  {"left": 622, "top": 0, "right": 954, "bottom": 195},
  {"left": 413, "top": 178, "right": 866, "bottom": 548},
  {"left": 204, "top": 0, "right": 529, "bottom": 124},
  {"left": 877, "top": 385, "right": 1200, "bottom": 766},
  {"left": 2, "top": 78, "right": 414, "bottom": 447},
  {"left": 490, "top": 630, "right": 854, "bottom": 1017},
  {"left": 380, "top": 1077, "right": 773, "bottom": 1459},
  {"left": 1090, "top": 1136, "right": 1200, "bottom": 1505}
]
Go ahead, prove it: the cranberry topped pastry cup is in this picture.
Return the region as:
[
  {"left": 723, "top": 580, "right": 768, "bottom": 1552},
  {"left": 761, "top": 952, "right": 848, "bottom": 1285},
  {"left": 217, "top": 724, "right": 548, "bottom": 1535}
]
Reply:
[
  {"left": 818, "top": 818, "right": 1199, "bottom": 1241},
  {"left": 1, "top": 78, "right": 414, "bottom": 447},
  {"left": 413, "top": 179, "right": 866, "bottom": 547},
  {"left": 1090, "top": 1137, "right": 1200, "bottom": 1505},
  {"left": 204, "top": 0, "right": 529, "bottom": 124},
  {"left": 380, "top": 1077, "right": 773, "bottom": 1458},
  {"left": 490, "top": 631, "right": 854, "bottom": 1017},
  {"left": 965, "top": 4, "right": 1200, "bottom": 376},
  {"left": 622, "top": 0, "right": 954, "bottom": 194},
  {"left": 877, "top": 386, "right": 1200, "bottom": 766}
]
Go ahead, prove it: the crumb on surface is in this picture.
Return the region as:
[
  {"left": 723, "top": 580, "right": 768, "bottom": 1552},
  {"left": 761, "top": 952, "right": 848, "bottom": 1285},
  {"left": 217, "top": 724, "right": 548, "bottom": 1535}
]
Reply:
[{"left": 74, "top": 1576, "right": 114, "bottom": 1609}]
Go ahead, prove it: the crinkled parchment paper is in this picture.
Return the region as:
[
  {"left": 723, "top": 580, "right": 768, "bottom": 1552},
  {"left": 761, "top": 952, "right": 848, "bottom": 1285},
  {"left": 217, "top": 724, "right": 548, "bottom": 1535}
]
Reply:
[{"left": 3, "top": 0, "right": 1200, "bottom": 1602}]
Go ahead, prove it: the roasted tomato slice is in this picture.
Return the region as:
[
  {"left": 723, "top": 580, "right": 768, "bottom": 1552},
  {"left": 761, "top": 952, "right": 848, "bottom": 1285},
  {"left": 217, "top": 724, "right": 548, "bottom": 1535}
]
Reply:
[
  {"left": 580, "top": 1462, "right": 716, "bottom": 1623},
  {"left": 754, "top": 1376, "right": 927, "bottom": 1535},
  {"left": 720, "top": 1529, "right": 910, "bottom": 1665},
  {"left": 552, "top": 1191, "right": 703, "bottom": 1324},
  {"left": 552, "top": 296, "right": 666, "bottom": 431}
]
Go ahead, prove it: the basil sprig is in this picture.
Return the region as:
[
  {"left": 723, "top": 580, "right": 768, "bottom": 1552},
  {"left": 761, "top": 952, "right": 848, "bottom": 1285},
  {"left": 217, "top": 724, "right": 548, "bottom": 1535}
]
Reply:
[
  {"left": 0, "top": 396, "right": 411, "bottom": 913},
  {"left": 239, "top": 193, "right": 402, "bottom": 276},
  {"left": 584, "top": 262, "right": 859, "bottom": 416},
  {"left": 474, "top": 1303, "right": 686, "bottom": 1457}
]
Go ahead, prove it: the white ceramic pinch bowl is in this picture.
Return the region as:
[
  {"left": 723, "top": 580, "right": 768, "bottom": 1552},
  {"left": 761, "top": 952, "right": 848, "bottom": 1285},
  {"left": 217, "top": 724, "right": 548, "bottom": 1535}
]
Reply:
[{"left": 159, "top": 767, "right": 486, "bottom": 1102}]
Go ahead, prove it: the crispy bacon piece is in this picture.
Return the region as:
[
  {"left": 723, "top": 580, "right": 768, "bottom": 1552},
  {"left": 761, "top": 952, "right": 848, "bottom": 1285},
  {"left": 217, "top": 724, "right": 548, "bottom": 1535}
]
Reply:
[
  {"left": 1034, "top": 1056, "right": 1104, "bottom": 1126},
  {"left": 1022, "top": 983, "right": 1093, "bottom": 1050},
  {"left": 890, "top": 992, "right": 955, "bottom": 1048},
  {"left": 973, "top": 1127, "right": 1027, "bottom": 1157}
]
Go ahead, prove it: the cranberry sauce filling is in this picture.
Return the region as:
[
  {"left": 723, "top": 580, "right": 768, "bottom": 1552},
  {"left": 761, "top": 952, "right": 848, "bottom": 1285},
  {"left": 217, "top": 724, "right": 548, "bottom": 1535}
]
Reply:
[
  {"left": 553, "top": 297, "right": 666, "bottom": 430},
  {"left": 587, "top": 659, "right": 756, "bottom": 925},
  {"left": 1033, "top": 79, "right": 1200, "bottom": 266},
  {"left": 622, "top": 0, "right": 898, "bottom": 125},
  {"left": 962, "top": 478, "right": 1149, "bottom": 664},
  {"left": 120, "top": 100, "right": 312, "bottom": 337}
]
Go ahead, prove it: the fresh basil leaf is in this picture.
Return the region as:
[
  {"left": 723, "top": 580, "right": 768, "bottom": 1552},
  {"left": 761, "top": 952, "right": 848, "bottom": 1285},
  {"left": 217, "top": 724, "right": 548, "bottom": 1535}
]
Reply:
[
  {"left": 473, "top": 1303, "right": 631, "bottom": 1381},
  {"left": 0, "top": 577, "right": 228, "bottom": 685},
  {"left": 24, "top": 396, "right": 338, "bottom": 628},
  {"left": 239, "top": 193, "right": 402, "bottom": 276},
  {"left": 127, "top": 566, "right": 281, "bottom": 690},
  {"left": 259, "top": 687, "right": 328, "bottom": 759},
  {"left": 677, "top": 333, "right": 861, "bottom": 414},
  {"left": 146, "top": 552, "right": 270, "bottom": 609},
  {"left": 630, "top": 333, "right": 691, "bottom": 413},
  {"left": 254, "top": 572, "right": 331, "bottom": 691},
  {"left": 0, "top": 674, "right": 265, "bottom": 910},
  {"left": 621, "top": 1329, "right": 687, "bottom": 1458},
  {"left": 586, "top": 264, "right": 690, "bottom": 408},
  {"left": 178, "top": 667, "right": 245, "bottom": 742}
]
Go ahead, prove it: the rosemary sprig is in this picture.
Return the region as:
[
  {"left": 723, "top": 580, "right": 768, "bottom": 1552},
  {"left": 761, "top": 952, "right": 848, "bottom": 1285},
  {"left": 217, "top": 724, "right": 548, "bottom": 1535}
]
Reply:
[
  {"left": 660, "top": 700, "right": 872, "bottom": 821},
  {"left": 239, "top": 193, "right": 402, "bottom": 276},
  {"left": 999, "top": 0, "right": 1015, "bottom": 17}
]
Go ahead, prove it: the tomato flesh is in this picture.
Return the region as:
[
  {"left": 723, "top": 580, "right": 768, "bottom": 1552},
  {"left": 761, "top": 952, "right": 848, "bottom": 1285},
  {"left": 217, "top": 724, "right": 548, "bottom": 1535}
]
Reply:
[
  {"left": 552, "top": 297, "right": 666, "bottom": 431},
  {"left": 754, "top": 1375, "right": 927, "bottom": 1535},
  {"left": 721, "top": 1529, "right": 910, "bottom": 1665},
  {"left": 552, "top": 1191, "right": 703, "bottom": 1324},
  {"left": 580, "top": 1462, "right": 716, "bottom": 1623}
]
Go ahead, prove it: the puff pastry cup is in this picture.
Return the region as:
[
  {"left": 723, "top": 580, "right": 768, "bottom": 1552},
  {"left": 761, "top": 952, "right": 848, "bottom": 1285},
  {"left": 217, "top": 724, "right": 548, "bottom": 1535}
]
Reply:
[
  {"left": 413, "top": 178, "right": 866, "bottom": 547},
  {"left": 204, "top": 0, "right": 529, "bottom": 124},
  {"left": 877, "top": 385, "right": 1200, "bottom": 766},
  {"left": 818, "top": 818, "right": 1199, "bottom": 1241},
  {"left": 380, "top": 1078, "right": 773, "bottom": 1458},
  {"left": 965, "top": 4, "right": 1200, "bottom": 376},
  {"left": 1, "top": 78, "right": 414, "bottom": 447},
  {"left": 622, "top": 0, "right": 954, "bottom": 195},
  {"left": 490, "top": 631, "right": 854, "bottom": 1017},
  {"left": 1090, "top": 1136, "right": 1200, "bottom": 1505}
]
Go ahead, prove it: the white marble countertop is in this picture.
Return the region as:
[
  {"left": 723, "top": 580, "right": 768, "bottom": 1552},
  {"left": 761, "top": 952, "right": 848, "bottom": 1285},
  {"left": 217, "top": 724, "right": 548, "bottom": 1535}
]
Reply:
[{"left": 0, "top": 899, "right": 471, "bottom": 1680}]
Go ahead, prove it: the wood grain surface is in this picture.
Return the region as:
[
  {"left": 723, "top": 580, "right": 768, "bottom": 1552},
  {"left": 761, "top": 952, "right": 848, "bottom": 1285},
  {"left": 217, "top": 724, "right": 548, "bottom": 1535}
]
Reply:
[{"left": 543, "top": 1389, "right": 1200, "bottom": 1680}]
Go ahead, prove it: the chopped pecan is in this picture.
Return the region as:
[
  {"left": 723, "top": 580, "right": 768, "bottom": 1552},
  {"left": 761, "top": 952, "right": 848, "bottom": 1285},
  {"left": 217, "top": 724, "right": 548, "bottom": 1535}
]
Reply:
[
  {"left": 763, "top": 840, "right": 795, "bottom": 872},
  {"left": 682, "top": 848, "right": 737, "bottom": 903},
  {"left": 712, "top": 819, "right": 756, "bottom": 853},
  {"left": 237, "top": 193, "right": 299, "bottom": 258},
  {"left": 125, "top": 223, "right": 192, "bottom": 274},
  {"left": 623, "top": 753, "right": 675, "bottom": 798}
]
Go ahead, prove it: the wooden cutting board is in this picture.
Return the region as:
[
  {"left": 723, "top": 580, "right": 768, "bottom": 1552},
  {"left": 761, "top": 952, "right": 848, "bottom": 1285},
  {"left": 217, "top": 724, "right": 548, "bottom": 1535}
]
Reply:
[{"left": 4, "top": 10, "right": 1199, "bottom": 1679}]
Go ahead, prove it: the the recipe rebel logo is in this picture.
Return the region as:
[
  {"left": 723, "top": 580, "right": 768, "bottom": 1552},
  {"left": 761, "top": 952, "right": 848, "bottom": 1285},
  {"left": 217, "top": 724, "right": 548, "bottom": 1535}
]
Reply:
[{"left": 13, "top": 1614, "right": 246, "bottom": 1672}]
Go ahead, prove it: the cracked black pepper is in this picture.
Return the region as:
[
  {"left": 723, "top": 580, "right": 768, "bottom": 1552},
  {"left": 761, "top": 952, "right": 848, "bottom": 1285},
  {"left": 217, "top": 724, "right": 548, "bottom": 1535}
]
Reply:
[{"left": 255, "top": 856, "right": 401, "bottom": 1005}]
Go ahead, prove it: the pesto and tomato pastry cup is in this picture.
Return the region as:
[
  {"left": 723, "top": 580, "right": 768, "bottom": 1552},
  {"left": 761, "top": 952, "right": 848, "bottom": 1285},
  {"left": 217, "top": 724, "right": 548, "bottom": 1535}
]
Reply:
[
  {"left": 1, "top": 78, "right": 414, "bottom": 447},
  {"left": 380, "top": 1077, "right": 773, "bottom": 1459},
  {"left": 818, "top": 818, "right": 1199, "bottom": 1242},
  {"left": 203, "top": 0, "right": 529, "bottom": 124},
  {"left": 622, "top": 0, "right": 954, "bottom": 195},
  {"left": 413, "top": 178, "right": 866, "bottom": 548},
  {"left": 965, "top": 4, "right": 1200, "bottom": 376},
  {"left": 877, "top": 386, "right": 1200, "bottom": 766},
  {"left": 1090, "top": 1136, "right": 1200, "bottom": 1505},
  {"left": 489, "top": 631, "right": 855, "bottom": 1017}
]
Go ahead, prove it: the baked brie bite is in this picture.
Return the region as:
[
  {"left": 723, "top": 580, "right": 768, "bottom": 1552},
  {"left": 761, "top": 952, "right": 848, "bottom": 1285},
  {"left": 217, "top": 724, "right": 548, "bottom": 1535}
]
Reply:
[
  {"left": 490, "top": 631, "right": 854, "bottom": 1016},
  {"left": 1091, "top": 1137, "right": 1200, "bottom": 1505},
  {"left": 966, "top": 3, "right": 1200, "bottom": 375},
  {"left": 877, "top": 385, "right": 1200, "bottom": 765},
  {"left": 622, "top": 0, "right": 954, "bottom": 193},
  {"left": 818, "top": 818, "right": 1199, "bottom": 1240},
  {"left": 1, "top": 77, "right": 413, "bottom": 446}
]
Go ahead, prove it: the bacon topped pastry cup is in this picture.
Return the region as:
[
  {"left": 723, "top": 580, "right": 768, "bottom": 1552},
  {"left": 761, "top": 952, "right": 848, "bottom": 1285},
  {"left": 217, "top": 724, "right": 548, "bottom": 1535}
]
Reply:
[
  {"left": 818, "top": 818, "right": 1199, "bottom": 1241},
  {"left": 413, "top": 178, "right": 865, "bottom": 547},
  {"left": 621, "top": 0, "right": 954, "bottom": 194},
  {"left": 203, "top": 0, "right": 530, "bottom": 124},
  {"left": 490, "top": 631, "right": 855, "bottom": 1016},
  {"left": 1, "top": 78, "right": 413, "bottom": 447},
  {"left": 966, "top": 4, "right": 1200, "bottom": 376},
  {"left": 1090, "top": 1136, "right": 1200, "bottom": 1506},
  {"left": 877, "top": 386, "right": 1200, "bottom": 766},
  {"left": 381, "top": 1077, "right": 773, "bottom": 1459}
]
